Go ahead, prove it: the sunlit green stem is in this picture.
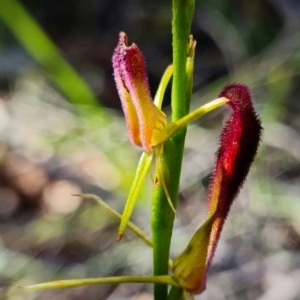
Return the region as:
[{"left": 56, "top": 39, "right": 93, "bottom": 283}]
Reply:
[
  {"left": 19, "top": 275, "right": 180, "bottom": 291},
  {"left": 117, "top": 151, "right": 154, "bottom": 241},
  {"left": 152, "top": 1, "right": 195, "bottom": 298},
  {"left": 168, "top": 288, "right": 194, "bottom": 300},
  {"left": 151, "top": 140, "right": 176, "bottom": 299},
  {"left": 168, "top": 287, "right": 184, "bottom": 300},
  {"left": 166, "top": 97, "right": 228, "bottom": 139}
]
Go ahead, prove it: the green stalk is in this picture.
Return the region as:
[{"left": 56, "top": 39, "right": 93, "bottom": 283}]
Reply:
[
  {"left": 19, "top": 275, "right": 180, "bottom": 291},
  {"left": 151, "top": 1, "right": 195, "bottom": 299},
  {"left": 151, "top": 140, "right": 175, "bottom": 299}
]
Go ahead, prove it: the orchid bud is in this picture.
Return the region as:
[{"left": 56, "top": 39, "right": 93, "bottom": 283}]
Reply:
[
  {"left": 173, "top": 83, "right": 262, "bottom": 294},
  {"left": 112, "top": 32, "right": 167, "bottom": 152}
]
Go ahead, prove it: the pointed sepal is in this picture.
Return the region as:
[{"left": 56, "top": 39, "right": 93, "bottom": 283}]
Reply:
[
  {"left": 112, "top": 32, "right": 167, "bottom": 152},
  {"left": 172, "top": 214, "right": 214, "bottom": 294}
]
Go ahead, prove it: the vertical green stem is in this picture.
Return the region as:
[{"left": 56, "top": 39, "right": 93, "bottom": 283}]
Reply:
[
  {"left": 152, "top": 140, "right": 175, "bottom": 299},
  {"left": 151, "top": 1, "right": 195, "bottom": 299},
  {"left": 172, "top": 0, "right": 195, "bottom": 120},
  {"left": 168, "top": 286, "right": 185, "bottom": 300},
  {"left": 170, "top": 0, "right": 195, "bottom": 216}
]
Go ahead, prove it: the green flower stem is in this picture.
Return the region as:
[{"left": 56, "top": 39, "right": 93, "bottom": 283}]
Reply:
[
  {"left": 151, "top": 1, "right": 195, "bottom": 299},
  {"left": 18, "top": 275, "right": 180, "bottom": 291},
  {"left": 171, "top": 0, "right": 195, "bottom": 121},
  {"left": 151, "top": 140, "right": 175, "bottom": 299},
  {"left": 168, "top": 286, "right": 185, "bottom": 300}
]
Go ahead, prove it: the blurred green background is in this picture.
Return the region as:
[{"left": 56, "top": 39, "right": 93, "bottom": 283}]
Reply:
[{"left": 1, "top": 0, "right": 300, "bottom": 299}]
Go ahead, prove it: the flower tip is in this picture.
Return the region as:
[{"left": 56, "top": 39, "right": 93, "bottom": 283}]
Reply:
[
  {"left": 16, "top": 285, "right": 25, "bottom": 289},
  {"left": 219, "top": 82, "right": 262, "bottom": 139},
  {"left": 219, "top": 83, "right": 252, "bottom": 109},
  {"left": 116, "top": 233, "right": 123, "bottom": 242},
  {"left": 119, "top": 31, "right": 128, "bottom": 46},
  {"left": 112, "top": 32, "right": 167, "bottom": 151}
]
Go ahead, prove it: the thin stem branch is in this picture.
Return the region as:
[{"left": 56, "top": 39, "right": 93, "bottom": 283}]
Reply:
[
  {"left": 73, "top": 194, "right": 153, "bottom": 247},
  {"left": 19, "top": 275, "right": 180, "bottom": 291},
  {"left": 166, "top": 97, "right": 228, "bottom": 139}
]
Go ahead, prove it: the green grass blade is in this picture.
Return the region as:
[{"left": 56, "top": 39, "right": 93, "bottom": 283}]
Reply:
[{"left": 0, "top": 0, "right": 100, "bottom": 111}]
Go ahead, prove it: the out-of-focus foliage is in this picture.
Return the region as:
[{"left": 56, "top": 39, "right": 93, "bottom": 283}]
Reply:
[
  {"left": 0, "top": 0, "right": 300, "bottom": 299},
  {"left": 0, "top": 0, "right": 100, "bottom": 111}
]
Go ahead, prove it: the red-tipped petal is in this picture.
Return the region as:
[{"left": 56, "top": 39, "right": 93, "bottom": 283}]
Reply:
[
  {"left": 112, "top": 33, "right": 142, "bottom": 147},
  {"left": 112, "top": 32, "right": 167, "bottom": 152}
]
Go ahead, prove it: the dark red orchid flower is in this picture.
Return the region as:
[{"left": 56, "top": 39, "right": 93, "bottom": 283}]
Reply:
[{"left": 173, "top": 83, "right": 262, "bottom": 294}]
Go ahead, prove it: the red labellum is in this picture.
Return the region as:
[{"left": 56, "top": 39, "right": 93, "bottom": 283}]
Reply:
[
  {"left": 173, "top": 83, "right": 262, "bottom": 294},
  {"left": 207, "top": 83, "right": 262, "bottom": 268}
]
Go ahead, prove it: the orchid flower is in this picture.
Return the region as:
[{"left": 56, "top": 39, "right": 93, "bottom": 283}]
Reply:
[
  {"left": 112, "top": 32, "right": 228, "bottom": 240},
  {"left": 172, "top": 83, "right": 262, "bottom": 295},
  {"left": 112, "top": 33, "right": 262, "bottom": 294},
  {"left": 112, "top": 32, "right": 169, "bottom": 152},
  {"left": 16, "top": 1, "right": 263, "bottom": 297},
  {"left": 19, "top": 37, "right": 262, "bottom": 299}
]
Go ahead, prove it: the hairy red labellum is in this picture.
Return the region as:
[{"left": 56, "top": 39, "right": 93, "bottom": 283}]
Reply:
[
  {"left": 172, "top": 83, "right": 262, "bottom": 295},
  {"left": 207, "top": 83, "right": 262, "bottom": 268}
]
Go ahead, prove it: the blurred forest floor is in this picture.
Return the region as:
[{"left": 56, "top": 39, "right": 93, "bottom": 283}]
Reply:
[{"left": 1, "top": 1, "right": 300, "bottom": 299}]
